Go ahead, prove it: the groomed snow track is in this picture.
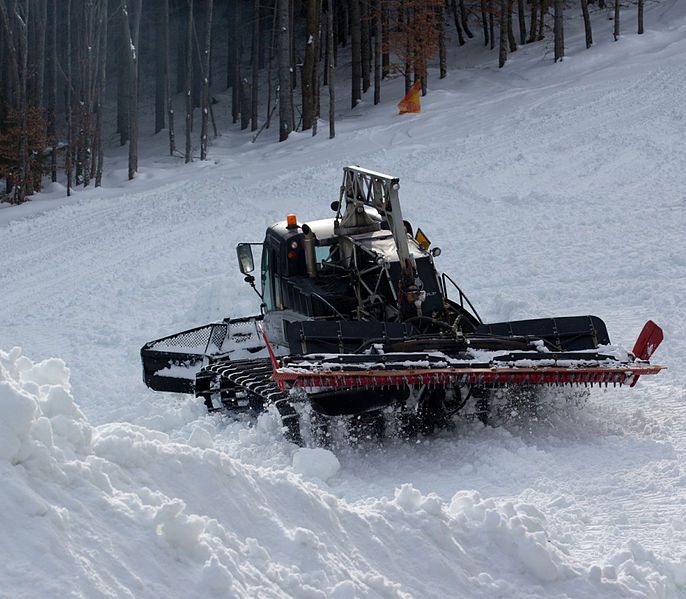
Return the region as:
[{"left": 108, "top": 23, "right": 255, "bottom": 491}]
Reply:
[{"left": 1, "top": 0, "right": 685, "bottom": 596}]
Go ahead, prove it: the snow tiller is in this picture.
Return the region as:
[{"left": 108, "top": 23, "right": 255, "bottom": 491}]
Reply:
[{"left": 141, "top": 166, "right": 664, "bottom": 445}]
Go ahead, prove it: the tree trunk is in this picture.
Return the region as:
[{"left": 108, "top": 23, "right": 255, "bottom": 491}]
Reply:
[
  {"left": 374, "top": 0, "right": 381, "bottom": 103},
  {"left": 95, "top": 0, "right": 108, "bottom": 187},
  {"left": 177, "top": 8, "right": 185, "bottom": 92},
  {"left": 613, "top": 0, "right": 620, "bottom": 40},
  {"left": 323, "top": 0, "right": 330, "bottom": 86},
  {"left": 498, "top": 0, "right": 508, "bottom": 67},
  {"left": 459, "top": 0, "right": 473, "bottom": 38},
  {"left": 163, "top": 0, "right": 175, "bottom": 155},
  {"left": 350, "top": 0, "right": 362, "bottom": 108},
  {"left": 66, "top": 0, "right": 72, "bottom": 195},
  {"left": 527, "top": 0, "right": 537, "bottom": 43},
  {"left": 489, "top": 0, "right": 495, "bottom": 50},
  {"left": 302, "top": 0, "right": 316, "bottom": 130},
  {"left": 266, "top": 0, "right": 277, "bottom": 128},
  {"left": 48, "top": 0, "right": 57, "bottom": 181},
  {"left": 278, "top": 0, "right": 293, "bottom": 141},
  {"left": 507, "top": 0, "right": 517, "bottom": 51},
  {"left": 361, "top": 0, "right": 371, "bottom": 94},
  {"left": 251, "top": 0, "right": 259, "bottom": 131},
  {"left": 18, "top": 0, "right": 29, "bottom": 201},
  {"left": 312, "top": 0, "right": 321, "bottom": 136},
  {"left": 554, "top": 0, "right": 563, "bottom": 61},
  {"left": 232, "top": 1, "right": 241, "bottom": 124},
  {"left": 122, "top": 0, "right": 141, "bottom": 180},
  {"left": 537, "top": 0, "right": 546, "bottom": 40},
  {"left": 289, "top": 0, "right": 295, "bottom": 91},
  {"left": 241, "top": 78, "right": 250, "bottom": 130},
  {"left": 517, "top": 0, "right": 526, "bottom": 45},
  {"left": 200, "top": 0, "right": 213, "bottom": 160},
  {"left": 381, "top": 3, "right": 389, "bottom": 77},
  {"left": 439, "top": 5, "right": 447, "bottom": 79},
  {"left": 403, "top": 4, "right": 411, "bottom": 92},
  {"left": 450, "top": 0, "right": 466, "bottom": 46},
  {"left": 185, "top": 0, "right": 193, "bottom": 162},
  {"left": 155, "top": 0, "right": 167, "bottom": 134},
  {"left": 117, "top": 14, "right": 129, "bottom": 146},
  {"left": 581, "top": 0, "right": 592, "bottom": 47},
  {"left": 327, "top": 0, "right": 335, "bottom": 138},
  {"left": 34, "top": 0, "right": 47, "bottom": 109},
  {"left": 638, "top": 0, "right": 644, "bottom": 34},
  {"left": 480, "top": 0, "right": 489, "bottom": 46}
]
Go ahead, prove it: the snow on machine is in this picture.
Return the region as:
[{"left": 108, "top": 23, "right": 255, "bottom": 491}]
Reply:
[{"left": 141, "top": 166, "right": 664, "bottom": 445}]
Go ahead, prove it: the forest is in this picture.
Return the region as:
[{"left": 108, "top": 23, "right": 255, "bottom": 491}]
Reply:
[{"left": 0, "top": 0, "right": 648, "bottom": 204}]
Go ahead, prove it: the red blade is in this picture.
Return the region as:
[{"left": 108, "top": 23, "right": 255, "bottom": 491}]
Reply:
[{"left": 632, "top": 320, "right": 664, "bottom": 361}]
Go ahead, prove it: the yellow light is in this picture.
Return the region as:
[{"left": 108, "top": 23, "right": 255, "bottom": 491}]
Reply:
[{"left": 287, "top": 214, "right": 297, "bottom": 228}]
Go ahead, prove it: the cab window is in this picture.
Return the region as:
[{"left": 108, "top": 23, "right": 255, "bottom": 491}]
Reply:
[{"left": 261, "top": 247, "right": 274, "bottom": 311}]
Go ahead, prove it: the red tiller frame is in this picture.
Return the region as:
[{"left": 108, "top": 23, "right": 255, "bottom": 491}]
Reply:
[{"left": 272, "top": 364, "right": 664, "bottom": 391}]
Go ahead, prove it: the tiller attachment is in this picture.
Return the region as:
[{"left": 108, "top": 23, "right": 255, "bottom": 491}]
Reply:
[{"left": 272, "top": 321, "right": 664, "bottom": 393}]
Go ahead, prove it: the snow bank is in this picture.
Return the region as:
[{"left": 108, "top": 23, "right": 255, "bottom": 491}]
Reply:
[{"left": 1, "top": 348, "right": 681, "bottom": 597}]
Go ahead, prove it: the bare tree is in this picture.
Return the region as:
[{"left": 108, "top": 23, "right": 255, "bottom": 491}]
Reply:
[
  {"left": 638, "top": 0, "right": 644, "bottom": 34},
  {"left": 66, "top": 0, "right": 72, "bottom": 195},
  {"left": 278, "top": 0, "right": 293, "bottom": 141},
  {"left": 162, "top": 0, "right": 176, "bottom": 156},
  {"left": 450, "top": 0, "right": 466, "bottom": 46},
  {"left": 232, "top": 0, "right": 241, "bottom": 123},
  {"left": 480, "top": 0, "right": 489, "bottom": 46},
  {"left": 507, "top": 0, "right": 516, "bottom": 52},
  {"left": 302, "top": 0, "right": 317, "bottom": 131},
  {"left": 95, "top": 0, "right": 108, "bottom": 187},
  {"left": 327, "top": 0, "right": 335, "bottom": 139},
  {"left": 517, "top": 0, "right": 526, "bottom": 45},
  {"left": 155, "top": 0, "right": 168, "bottom": 134},
  {"left": 554, "top": 0, "right": 563, "bottom": 62},
  {"left": 361, "top": 0, "right": 371, "bottom": 93},
  {"left": 438, "top": 4, "right": 446, "bottom": 79},
  {"left": 200, "top": 0, "right": 213, "bottom": 160},
  {"left": 48, "top": 0, "right": 57, "bottom": 181},
  {"left": 121, "top": 0, "right": 141, "bottom": 180},
  {"left": 351, "top": 0, "right": 362, "bottom": 108},
  {"left": 581, "top": 0, "right": 592, "bottom": 48},
  {"left": 527, "top": 0, "right": 538, "bottom": 43},
  {"left": 251, "top": 0, "right": 259, "bottom": 131},
  {"left": 374, "top": 0, "right": 382, "bottom": 103},
  {"left": 458, "top": 0, "right": 473, "bottom": 38},
  {"left": 312, "top": 0, "right": 321, "bottom": 136},
  {"left": 499, "top": 0, "right": 508, "bottom": 67},
  {"left": 185, "top": 0, "right": 193, "bottom": 162},
  {"left": 614, "top": 0, "right": 620, "bottom": 41}
]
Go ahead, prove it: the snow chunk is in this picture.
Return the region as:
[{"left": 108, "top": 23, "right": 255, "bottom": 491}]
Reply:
[{"left": 292, "top": 447, "right": 340, "bottom": 481}]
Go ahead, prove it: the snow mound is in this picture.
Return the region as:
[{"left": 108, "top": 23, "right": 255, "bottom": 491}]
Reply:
[{"left": 1, "top": 348, "right": 682, "bottom": 597}]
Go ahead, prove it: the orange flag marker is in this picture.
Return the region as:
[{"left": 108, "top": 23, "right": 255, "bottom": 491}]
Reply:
[{"left": 398, "top": 80, "right": 422, "bottom": 115}]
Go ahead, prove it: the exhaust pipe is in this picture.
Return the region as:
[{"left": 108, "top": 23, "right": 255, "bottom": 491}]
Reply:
[{"left": 302, "top": 224, "right": 317, "bottom": 278}]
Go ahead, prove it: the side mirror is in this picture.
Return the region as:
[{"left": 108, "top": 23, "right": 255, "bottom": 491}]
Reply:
[
  {"left": 330, "top": 200, "right": 340, "bottom": 212},
  {"left": 430, "top": 247, "right": 441, "bottom": 257},
  {"left": 236, "top": 243, "right": 254, "bottom": 274}
]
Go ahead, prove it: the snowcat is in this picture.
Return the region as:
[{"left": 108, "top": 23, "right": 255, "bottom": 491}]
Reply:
[{"left": 141, "top": 166, "right": 664, "bottom": 445}]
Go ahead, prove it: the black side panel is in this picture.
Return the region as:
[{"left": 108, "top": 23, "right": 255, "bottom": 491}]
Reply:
[
  {"left": 285, "top": 320, "right": 417, "bottom": 354},
  {"left": 476, "top": 315, "right": 610, "bottom": 351}
]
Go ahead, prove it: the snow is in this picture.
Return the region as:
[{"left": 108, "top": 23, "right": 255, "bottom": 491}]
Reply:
[{"left": 1, "top": 1, "right": 686, "bottom": 597}]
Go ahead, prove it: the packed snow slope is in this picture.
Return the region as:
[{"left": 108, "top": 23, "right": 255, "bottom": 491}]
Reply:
[{"left": 1, "top": 2, "right": 685, "bottom": 597}]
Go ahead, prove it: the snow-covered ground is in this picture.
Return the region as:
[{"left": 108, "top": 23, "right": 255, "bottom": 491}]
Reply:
[{"left": 1, "top": 2, "right": 685, "bottom": 597}]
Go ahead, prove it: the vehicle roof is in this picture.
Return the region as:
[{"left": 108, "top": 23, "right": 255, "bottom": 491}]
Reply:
[{"left": 267, "top": 217, "right": 428, "bottom": 261}]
